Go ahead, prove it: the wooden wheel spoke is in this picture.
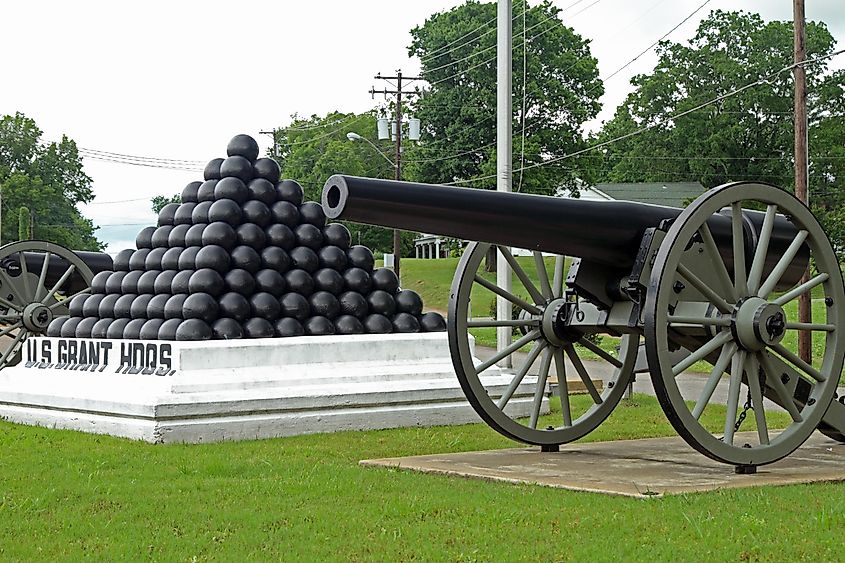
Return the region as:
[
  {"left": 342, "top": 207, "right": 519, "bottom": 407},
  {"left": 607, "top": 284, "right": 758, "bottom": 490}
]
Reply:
[
  {"left": 473, "top": 274, "right": 541, "bottom": 315},
  {"left": 677, "top": 264, "right": 732, "bottom": 314},
  {"left": 0, "top": 270, "right": 27, "bottom": 311},
  {"left": 17, "top": 253, "right": 33, "bottom": 300},
  {"left": 784, "top": 321, "right": 835, "bottom": 332},
  {"left": 745, "top": 354, "right": 769, "bottom": 445},
  {"left": 730, "top": 202, "right": 748, "bottom": 296},
  {"left": 668, "top": 315, "right": 731, "bottom": 327},
  {"left": 699, "top": 224, "right": 737, "bottom": 301},
  {"left": 497, "top": 247, "right": 545, "bottom": 305},
  {"left": 671, "top": 331, "right": 732, "bottom": 376},
  {"left": 48, "top": 287, "right": 90, "bottom": 311},
  {"left": 723, "top": 350, "right": 747, "bottom": 445},
  {"left": 692, "top": 342, "right": 736, "bottom": 420},
  {"left": 532, "top": 251, "right": 553, "bottom": 300},
  {"left": 0, "top": 295, "right": 21, "bottom": 312},
  {"left": 41, "top": 264, "right": 76, "bottom": 305},
  {"left": 528, "top": 348, "right": 552, "bottom": 429},
  {"left": 757, "top": 351, "right": 803, "bottom": 422},
  {"left": 468, "top": 319, "right": 539, "bottom": 328},
  {"left": 747, "top": 204, "right": 777, "bottom": 295},
  {"left": 577, "top": 337, "right": 622, "bottom": 368},
  {"left": 34, "top": 251, "right": 51, "bottom": 303},
  {"left": 553, "top": 347, "right": 572, "bottom": 427},
  {"left": 770, "top": 342, "right": 825, "bottom": 382},
  {"left": 564, "top": 345, "right": 602, "bottom": 404},
  {"left": 774, "top": 273, "right": 829, "bottom": 306},
  {"left": 0, "top": 321, "right": 23, "bottom": 339},
  {"left": 497, "top": 341, "right": 546, "bottom": 410},
  {"left": 474, "top": 329, "right": 540, "bottom": 374},
  {"left": 757, "top": 230, "right": 809, "bottom": 298},
  {"left": 552, "top": 255, "right": 565, "bottom": 299},
  {"left": 0, "top": 327, "right": 27, "bottom": 367}
]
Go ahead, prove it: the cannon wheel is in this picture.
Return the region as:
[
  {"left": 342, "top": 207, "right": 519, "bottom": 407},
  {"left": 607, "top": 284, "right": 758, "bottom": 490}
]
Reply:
[
  {"left": 645, "top": 182, "right": 845, "bottom": 467},
  {"left": 0, "top": 240, "right": 94, "bottom": 369},
  {"left": 448, "top": 242, "right": 638, "bottom": 446}
]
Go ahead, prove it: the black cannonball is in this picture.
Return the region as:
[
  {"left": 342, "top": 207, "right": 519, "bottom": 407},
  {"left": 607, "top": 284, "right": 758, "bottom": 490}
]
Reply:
[
  {"left": 105, "top": 271, "right": 127, "bottom": 294},
  {"left": 60, "top": 317, "right": 82, "bottom": 338},
  {"left": 254, "top": 268, "right": 286, "bottom": 296},
  {"left": 139, "top": 319, "right": 165, "bottom": 340},
  {"left": 270, "top": 201, "right": 299, "bottom": 227},
  {"left": 395, "top": 289, "right": 423, "bottom": 316},
  {"left": 75, "top": 317, "right": 98, "bottom": 338},
  {"left": 191, "top": 200, "right": 213, "bottom": 224},
  {"left": 167, "top": 224, "right": 190, "bottom": 248},
  {"left": 289, "top": 246, "right": 318, "bottom": 273},
  {"left": 164, "top": 294, "right": 188, "bottom": 320},
  {"left": 265, "top": 224, "right": 295, "bottom": 250},
  {"left": 313, "top": 268, "right": 344, "bottom": 295},
  {"left": 419, "top": 311, "right": 447, "bottom": 332},
  {"left": 161, "top": 247, "right": 184, "bottom": 271},
  {"left": 129, "top": 249, "right": 151, "bottom": 271},
  {"left": 367, "top": 290, "right": 396, "bottom": 316},
  {"left": 284, "top": 269, "right": 314, "bottom": 297},
  {"left": 274, "top": 317, "right": 304, "bottom": 337},
  {"left": 372, "top": 267, "right": 400, "bottom": 294},
  {"left": 304, "top": 316, "right": 335, "bottom": 336},
  {"left": 202, "top": 221, "right": 237, "bottom": 250},
  {"left": 137, "top": 270, "right": 160, "bottom": 294},
  {"left": 230, "top": 245, "right": 262, "bottom": 273},
  {"left": 318, "top": 246, "right": 348, "bottom": 271},
  {"left": 113, "top": 294, "right": 137, "bottom": 319},
  {"left": 185, "top": 224, "right": 207, "bottom": 247},
  {"left": 91, "top": 271, "right": 110, "bottom": 294},
  {"left": 243, "top": 317, "right": 274, "bottom": 338},
  {"left": 299, "top": 201, "right": 326, "bottom": 228},
  {"left": 151, "top": 226, "right": 174, "bottom": 249},
  {"left": 176, "top": 318, "right": 212, "bottom": 341},
  {"left": 347, "top": 245, "right": 374, "bottom": 271},
  {"left": 123, "top": 318, "right": 147, "bottom": 340},
  {"left": 261, "top": 246, "right": 290, "bottom": 272},
  {"left": 154, "top": 270, "right": 179, "bottom": 295},
  {"left": 208, "top": 198, "right": 242, "bottom": 226},
  {"left": 113, "top": 249, "right": 133, "bottom": 272},
  {"left": 276, "top": 179, "right": 304, "bottom": 206},
  {"left": 145, "top": 248, "right": 167, "bottom": 271},
  {"left": 392, "top": 312, "right": 421, "bottom": 333},
  {"left": 97, "top": 294, "right": 121, "bottom": 318},
  {"left": 220, "top": 155, "right": 253, "bottom": 183},
  {"left": 212, "top": 317, "right": 244, "bottom": 340},
  {"left": 178, "top": 247, "right": 201, "bottom": 270},
  {"left": 182, "top": 292, "right": 218, "bottom": 324},
  {"left": 338, "top": 291, "right": 368, "bottom": 319},
  {"left": 120, "top": 270, "right": 144, "bottom": 294},
  {"left": 236, "top": 223, "right": 266, "bottom": 250},
  {"left": 157, "top": 204, "right": 179, "bottom": 227},
  {"left": 195, "top": 245, "right": 230, "bottom": 274},
  {"left": 218, "top": 292, "right": 250, "bottom": 322},
  {"left": 294, "top": 224, "right": 323, "bottom": 250},
  {"left": 157, "top": 318, "right": 182, "bottom": 340},
  {"left": 173, "top": 203, "right": 196, "bottom": 226},
  {"left": 181, "top": 180, "right": 202, "bottom": 203},
  {"left": 130, "top": 294, "right": 154, "bottom": 319},
  {"left": 279, "top": 292, "right": 310, "bottom": 321},
  {"left": 91, "top": 318, "right": 112, "bottom": 339},
  {"left": 81, "top": 294, "right": 104, "bottom": 318},
  {"left": 247, "top": 178, "right": 276, "bottom": 205},
  {"left": 106, "top": 318, "right": 131, "bottom": 339},
  {"left": 224, "top": 269, "right": 256, "bottom": 296},
  {"left": 204, "top": 158, "right": 224, "bottom": 181},
  {"left": 242, "top": 200, "right": 272, "bottom": 227},
  {"left": 363, "top": 314, "right": 393, "bottom": 334},
  {"left": 309, "top": 291, "right": 340, "bottom": 319},
  {"left": 135, "top": 227, "right": 155, "bottom": 250},
  {"left": 343, "top": 267, "right": 372, "bottom": 293},
  {"left": 188, "top": 268, "right": 225, "bottom": 297},
  {"left": 323, "top": 223, "right": 351, "bottom": 250},
  {"left": 171, "top": 270, "right": 194, "bottom": 294},
  {"left": 146, "top": 294, "right": 170, "bottom": 319},
  {"left": 334, "top": 315, "right": 364, "bottom": 335},
  {"left": 197, "top": 179, "right": 218, "bottom": 202},
  {"left": 253, "top": 158, "right": 281, "bottom": 184},
  {"left": 227, "top": 134, "right": 260, "bottom": 162},
  {"left": 249, "top": 291, "right": 281, "bottom": 320},
  {"left": 214, "top": 176, "right": 249, "bottom": 203}
]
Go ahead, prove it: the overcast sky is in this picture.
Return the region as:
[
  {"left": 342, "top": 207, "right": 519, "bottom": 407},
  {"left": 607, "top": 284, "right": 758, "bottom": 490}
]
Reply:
[{"left": 1, "top": 0, "right": 842, "bottom": 254}]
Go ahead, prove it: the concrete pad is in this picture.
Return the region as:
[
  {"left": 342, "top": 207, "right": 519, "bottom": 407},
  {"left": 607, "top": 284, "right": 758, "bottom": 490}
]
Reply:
[{"left": 360, "top": 432, "right": 845, "bottom": 497}]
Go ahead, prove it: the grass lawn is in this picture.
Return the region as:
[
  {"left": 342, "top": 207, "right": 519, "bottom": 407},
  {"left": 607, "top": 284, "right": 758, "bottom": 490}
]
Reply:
[{"left": 0, "top": 394, "right": 836, "bottom": 561}]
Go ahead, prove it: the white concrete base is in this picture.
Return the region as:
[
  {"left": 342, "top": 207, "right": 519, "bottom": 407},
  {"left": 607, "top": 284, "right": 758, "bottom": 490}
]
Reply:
[{"left": 0, "top": 334, "right": 547, "bottom": 443}]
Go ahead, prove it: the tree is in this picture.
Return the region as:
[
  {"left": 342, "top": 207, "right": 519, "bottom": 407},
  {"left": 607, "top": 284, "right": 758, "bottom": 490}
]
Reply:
[
  {"left": 405, "top": 0, "right": 603, "bottom": 195},
  {"left": 594, "top": 11, "right": 844, "bottom": 248},
  {"left": 18, "top": 206, "right": 30, "bottom": 241},
  {"left": 0, "top": 113, "right": 102, "bottom": 250},
  {"left": 151, "top": 194, "right": 181, "bottom": 215}
]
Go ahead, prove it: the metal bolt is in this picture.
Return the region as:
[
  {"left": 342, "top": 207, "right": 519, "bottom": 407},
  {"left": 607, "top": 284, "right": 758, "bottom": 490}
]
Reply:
[
  {"left": 781, "top": 373, "right": 789, "bottom": 384},
  {"left": 673, "top": 281, "right": 685, "bottom": 294},
  {"left": 607, "top": 381, "right": 614, "bottom": 388},
  {"left": 825, "top": 297, "right": 834, "bottom": 307},
  {"left": 808, "top": 398, "right": 816, "bottom": 406}
]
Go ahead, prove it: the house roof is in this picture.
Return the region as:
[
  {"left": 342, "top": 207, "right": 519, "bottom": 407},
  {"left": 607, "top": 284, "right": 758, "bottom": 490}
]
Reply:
[{"left": 593, "top": 182, "right": 705, "bottom": 208}]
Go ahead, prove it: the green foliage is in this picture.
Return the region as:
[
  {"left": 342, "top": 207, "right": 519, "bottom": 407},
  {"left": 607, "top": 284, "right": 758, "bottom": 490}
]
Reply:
[
  {"left": 594, "top": 10, "right": 845, "bottom": 250},
  {"left": 151, "top": 194, "right": 181, "bottom": 215},
  {"left": 0, "top": 113, "right": 102, "bottom": 250},
  {"left": 405, "top": 0, "right": 603, "bottom": 195},
  {"left": 17, "top": 206, "right": 30, "bottom": 241}
]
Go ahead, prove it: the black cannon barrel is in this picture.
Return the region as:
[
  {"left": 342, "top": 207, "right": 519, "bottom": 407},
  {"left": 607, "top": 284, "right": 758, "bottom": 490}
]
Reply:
[
  {"left": 16, "top": 251, "right": 113, "bottom": 294},
  {"left": 322, "top": 175, "right": 807, "bottom": 285}
]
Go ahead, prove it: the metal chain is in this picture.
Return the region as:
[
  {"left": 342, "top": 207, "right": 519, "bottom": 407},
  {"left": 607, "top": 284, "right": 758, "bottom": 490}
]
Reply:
[{"left": 733, "top": 388, "right": 753, "bottom": 432}]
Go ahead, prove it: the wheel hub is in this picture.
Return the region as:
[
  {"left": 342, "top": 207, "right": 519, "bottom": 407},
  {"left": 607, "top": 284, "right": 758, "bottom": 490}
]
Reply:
[
  {"left": 732, "top": 297, "right": 786, "bottom": 351},
  {"left": 22, "top": 302, "right": 52, "bottom": 333},
  {"left": 540, "top": 298, "right": 569, "bottom": 347}
]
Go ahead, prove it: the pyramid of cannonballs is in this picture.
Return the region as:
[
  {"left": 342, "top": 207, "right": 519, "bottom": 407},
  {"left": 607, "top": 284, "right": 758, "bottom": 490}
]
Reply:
[{"left": 46, "top": 134, "right": 446, "bottom": 341}]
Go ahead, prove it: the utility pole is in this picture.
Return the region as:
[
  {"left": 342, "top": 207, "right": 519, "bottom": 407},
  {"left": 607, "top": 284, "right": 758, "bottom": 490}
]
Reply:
[
  {"left": 371, "top": 70, "right": 421, "bottom": 281},
  {"left": 496, "top": 0, "right": 513, "bottom": 367},
  {"left": 793, "top": 0, "right": 811, "bottom": 363},
  {"left": 259, "top": 129, "right": 279, "bottom": 161}
]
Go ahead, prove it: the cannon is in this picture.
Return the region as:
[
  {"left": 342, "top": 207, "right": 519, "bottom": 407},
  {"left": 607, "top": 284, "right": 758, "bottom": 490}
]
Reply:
[
  {"left": 0, "top": 240, "right": 111, "bottom": 367},
  {"left": 323, "top": 174, "right": 845, "bottom": 470}
]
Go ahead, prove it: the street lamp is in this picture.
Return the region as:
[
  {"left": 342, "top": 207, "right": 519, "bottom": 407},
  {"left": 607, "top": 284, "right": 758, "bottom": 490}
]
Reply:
[{"left": 346, "top": 132, "right": 396, "bottom": 170}]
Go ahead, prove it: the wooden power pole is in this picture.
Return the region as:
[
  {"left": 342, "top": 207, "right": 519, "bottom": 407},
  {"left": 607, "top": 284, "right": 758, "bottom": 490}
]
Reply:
[{"left": 793, "top": 0, "right": 812, "bottom": 363}]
